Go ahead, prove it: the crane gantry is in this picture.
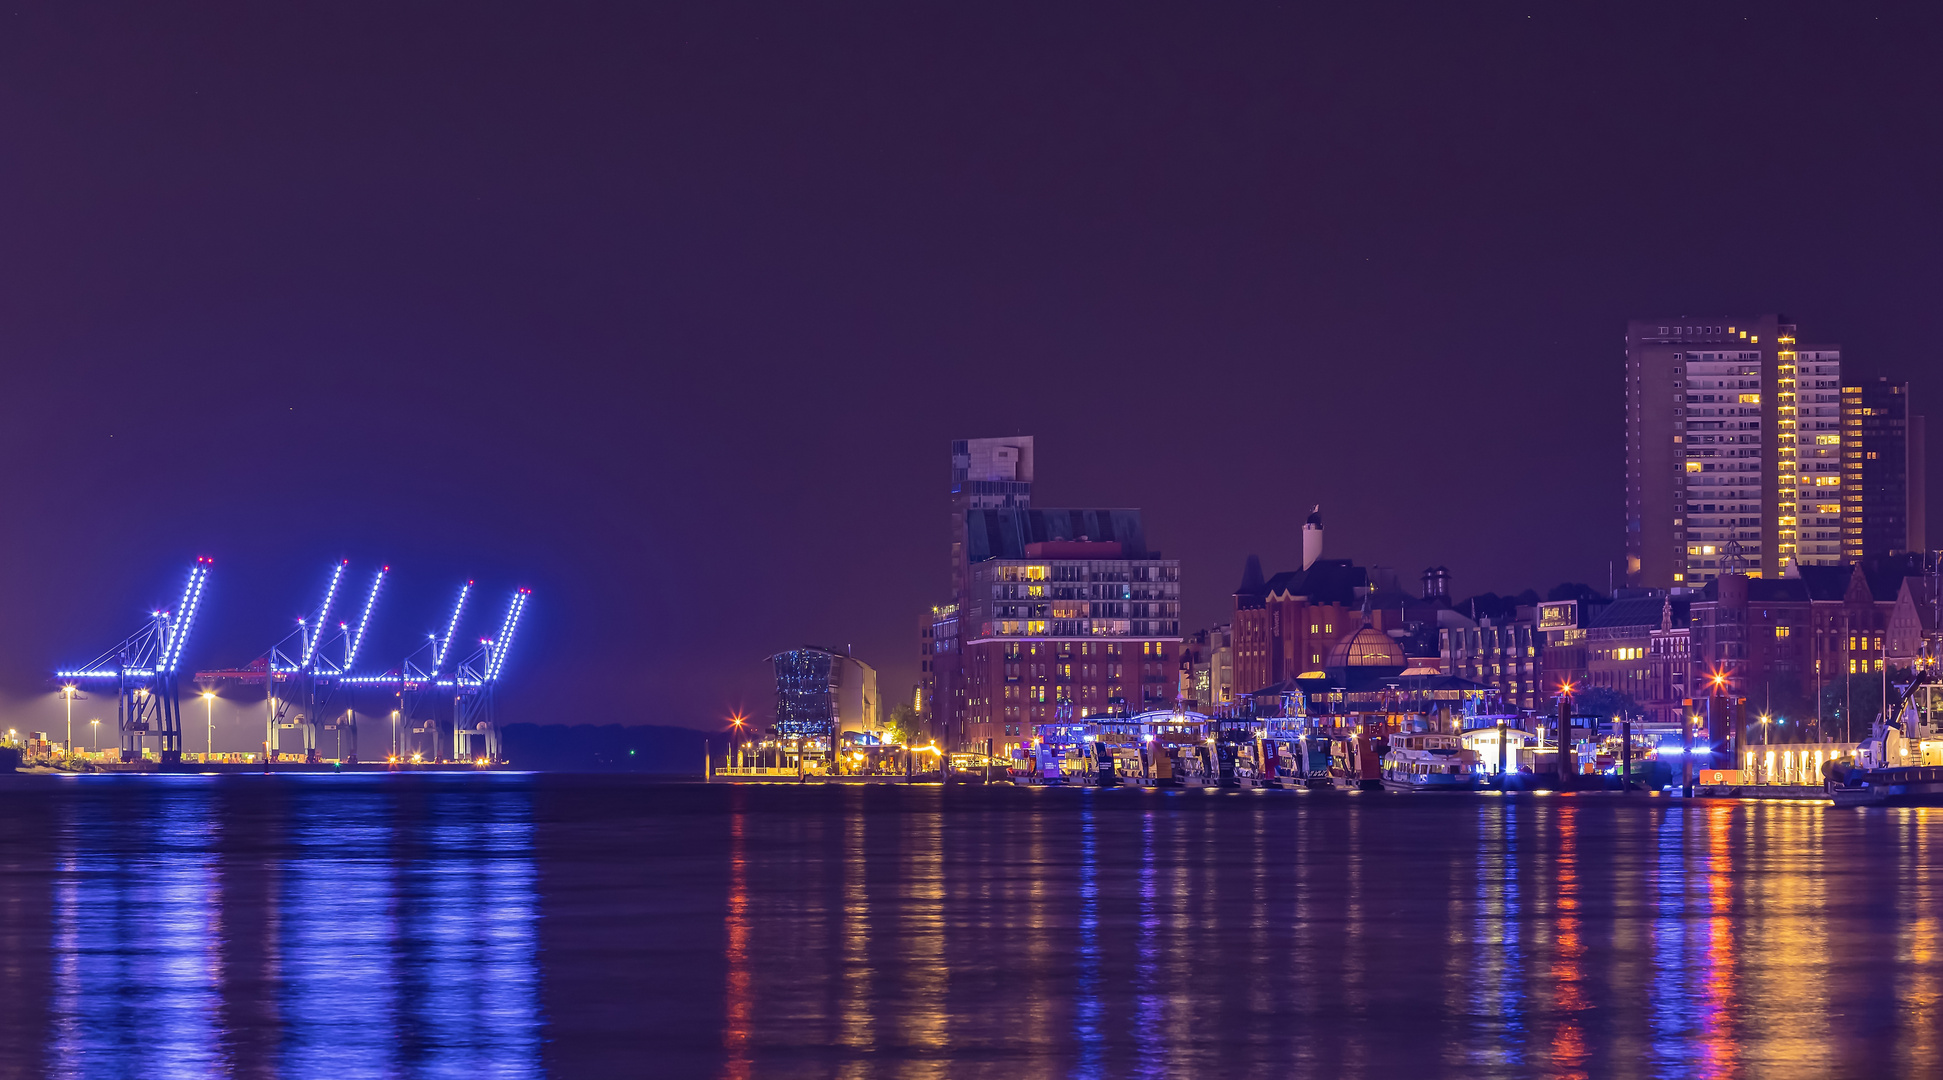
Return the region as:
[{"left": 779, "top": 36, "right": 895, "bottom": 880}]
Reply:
[{"left": 57, "top": 558, "right": 213, "bottom": 763}]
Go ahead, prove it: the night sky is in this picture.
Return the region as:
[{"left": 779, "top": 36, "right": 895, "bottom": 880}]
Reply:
[{"left": 2, "top": 6, "right": 1938, "bottom": 736}]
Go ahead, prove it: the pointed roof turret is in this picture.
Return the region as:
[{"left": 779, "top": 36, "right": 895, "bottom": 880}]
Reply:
[{"left": 1236, "top": 554, "right": 1265, "bottom": 596}]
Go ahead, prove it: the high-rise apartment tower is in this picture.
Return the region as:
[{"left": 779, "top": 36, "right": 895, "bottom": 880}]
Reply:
[
  {"left": 1841, "top": 378, "right": 1926, "bottom": 560},
  {"left": 1625, "top": 317, "right": 1844, "bottom": 589}
]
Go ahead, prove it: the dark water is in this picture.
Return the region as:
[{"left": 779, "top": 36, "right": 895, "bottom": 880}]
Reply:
[{"left": 1, "top": 776, "right": 1939, "bottom": 1079}]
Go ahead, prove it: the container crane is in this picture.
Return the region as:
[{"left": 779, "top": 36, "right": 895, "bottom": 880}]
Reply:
[
  {"left": 198, "top": 561, "right": 386, "bottom": 763},
  {"left": 342, "top": 580, "right": 471, "bottom": 760},
  {"left": 453, "top": 588, "right": 529, "bottom": 763},
  {"left": 57, "top": 558, "right": 212, "bottom": 763}
]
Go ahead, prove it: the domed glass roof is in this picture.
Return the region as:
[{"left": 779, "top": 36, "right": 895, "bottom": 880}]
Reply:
[{"left": 1326, "top": 624, "right": 1407, "bottom": 668}]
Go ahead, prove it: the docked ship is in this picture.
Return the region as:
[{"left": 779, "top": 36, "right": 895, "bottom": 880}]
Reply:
[
  {"left": 1010, "top": 709, "right": 1217, "bottom": 787},
  {"left": 1825, "top": 670, "right": 1942, "bottom": 807},
  {"left": 1380, "top": 732, "right": 1480, "bottom": 791}
]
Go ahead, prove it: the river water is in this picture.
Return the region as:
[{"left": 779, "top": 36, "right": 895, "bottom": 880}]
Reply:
[{"left": 0, "top": 774, "right": 1937, "bottom": 1079}]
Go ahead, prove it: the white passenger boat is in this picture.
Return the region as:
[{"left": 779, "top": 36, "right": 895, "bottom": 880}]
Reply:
[{"left": 1380, "top": 732, "right": 1479, "bottom": 791}]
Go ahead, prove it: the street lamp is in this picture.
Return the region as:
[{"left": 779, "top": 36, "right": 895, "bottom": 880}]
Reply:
[
  {"left": 201, "top": 691, "right": 217, "bottom": 763},
  {"left": 730, "top": 713, "right": 746, "bottom": 770},
  {"left": 61, "top": 685, "right": 77, "bottom": 755},
  {"left": 90, "top": 718, "right": 100, "bottom": 752},
  {"left": 1759, "top": 712, "right": 1772, "bottom": 784}
]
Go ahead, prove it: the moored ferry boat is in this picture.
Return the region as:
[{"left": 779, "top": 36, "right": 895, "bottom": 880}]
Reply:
[{"left": 1380, "top": 732, "right": 1479, "bottom": 791}]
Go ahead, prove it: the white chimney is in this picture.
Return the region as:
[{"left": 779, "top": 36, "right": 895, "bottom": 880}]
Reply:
[{"left": 1301, "top": 505, "right": 1323, "bottom": 571}]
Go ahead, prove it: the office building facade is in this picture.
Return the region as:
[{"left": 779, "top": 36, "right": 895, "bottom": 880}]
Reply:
[{"left": 1440, "top": 618, "right": 1542, "bottom": 712}]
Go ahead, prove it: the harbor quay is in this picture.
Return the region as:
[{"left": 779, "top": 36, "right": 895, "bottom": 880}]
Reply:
[{"left": 707, "top": 691, "right": 1914, "bottom": 800}]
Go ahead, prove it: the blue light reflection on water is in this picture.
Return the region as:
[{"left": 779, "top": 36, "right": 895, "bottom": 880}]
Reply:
[
  {"left": 25, "top": 774, "right": 539, "bottom": 1080},
  {"left": 1070, "top": 792, "right": 1102, "bottom": 1080},
  {"left": 12, "top": 778, "right": 1943, "bottom": 1079},
  {"left": 1649, "top": 802, "right": 1699, "bottom": 1070},
  {"left": 1132, "top": 808, "right": 1161, "bottom": 1080},
  {"left": 50, "top": 781, "right": 221, "bottom": 1079}
]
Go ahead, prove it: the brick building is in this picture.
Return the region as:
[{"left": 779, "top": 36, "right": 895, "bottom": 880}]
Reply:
[
  {"left": 926, "top": 436, "right": 1183, "bottom": 753},
  {"left": 1583, "top": 594, "right": 1688, "bottom": 712},
  {"left": 1233, "top": 556, "right": 1375, "bottom": 696},
  {"left": 1686, "top": 561, "right": 1907, "bottom": 733},
  {"left": 958, "top": 538, "right": 1180, "bottom": 755},
  {"left": 1647, "top": 602, "right": 1693, "bottom": 727}
]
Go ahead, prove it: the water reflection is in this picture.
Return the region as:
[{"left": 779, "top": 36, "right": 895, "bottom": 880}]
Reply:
[
  {"left": 8, "top": 779, "right": 1943, "bottom": 1079},
  {"left": 673, "top": 788, "right": 1943, "bottom": 1079},
  {"left": 11, "top": 774, "right": 539, "bottom": 1079}
]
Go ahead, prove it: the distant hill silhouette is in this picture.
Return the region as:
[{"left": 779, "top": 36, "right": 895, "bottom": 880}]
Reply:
[{"left": 498, "top": 723, "right": 710, "bottom": 774}]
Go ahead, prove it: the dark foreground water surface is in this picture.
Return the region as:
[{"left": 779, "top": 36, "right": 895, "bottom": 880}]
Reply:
[{"left": 1, "top": 776, "right": 1940, "bottom": 1079}]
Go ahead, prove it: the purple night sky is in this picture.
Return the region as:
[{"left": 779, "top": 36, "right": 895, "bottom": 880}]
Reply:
[{"left": 1, "top": 6, "right": 1937, "bottom": 734}]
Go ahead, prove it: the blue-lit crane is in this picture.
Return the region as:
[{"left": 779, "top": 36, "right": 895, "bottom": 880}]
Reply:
[
  {"left": 338, "top": 582, "right": 527, "bottom": 764},
  {"left": 345, "top": 580, "right": 471, "bottom": 761},
  {"left": 198, "top": 561, "right": 386, "bottom": 763},
  {"left": 57, "top": 559, "right": 212, "bottom": 763},
  {"left": 451, "top": 588, "right": 530, "bottom": 762}
]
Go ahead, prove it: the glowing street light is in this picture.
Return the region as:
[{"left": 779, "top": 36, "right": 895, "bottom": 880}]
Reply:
[
  {"left": 202, "top": 691, "right": 217, "bottom": 763},
  {"left": 729, "top": 712, "right": 747, "bottom": 770},
  {"left": 61, "top": 685, "right": 77, "bottom": 755},
  {"left": 90, "top": 718, "right": 100, "bottom": 752}
]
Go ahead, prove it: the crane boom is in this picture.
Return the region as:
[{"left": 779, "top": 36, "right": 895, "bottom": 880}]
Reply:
[
  {"left": 302, "top": 560, "right": 349, "bottom": 666},
  {"left": 485, "top": 589, "right": 530, "bottom": 682},
  {"left": 434, "top": 581, "right": 471, "bottom": 670},
  {"left": 345, "top": 567, "right": 387, "bottom": 669}
]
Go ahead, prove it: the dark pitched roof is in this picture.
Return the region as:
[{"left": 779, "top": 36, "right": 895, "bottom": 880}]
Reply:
[
  {"left": 1590, "top": 595, "right": 1678, "bottom": 629},
  {"left": 1260, "top": 558, "right": 1366, "bottom": 606},
  {"left": 964, "top": 508, "right": 1149, "bottom": 562},
  {"left": 1862, "top": 563, "right": 1914, "bottom": 603},
  {"left": 1698, "top": 576, "right": 1811, "bottom": 603},
  {"left": 1795, "top": 565, "right": 1851, "bottom": 602}
]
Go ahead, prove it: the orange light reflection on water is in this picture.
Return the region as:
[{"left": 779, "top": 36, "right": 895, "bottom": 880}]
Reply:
[
  {"left": 723, "top": 794, "right": 751, "bottom": 1080},
  {"left": 1697, "top": 802, "right": 1740, "bottom": 1079},
  {"left": 1548, "top": 805, "right": 1587, "bottom": 1079}
]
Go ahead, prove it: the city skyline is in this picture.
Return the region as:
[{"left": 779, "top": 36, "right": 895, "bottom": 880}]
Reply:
[{"left": 1, "top": 8, "right": 1941, "bottom": 735}]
